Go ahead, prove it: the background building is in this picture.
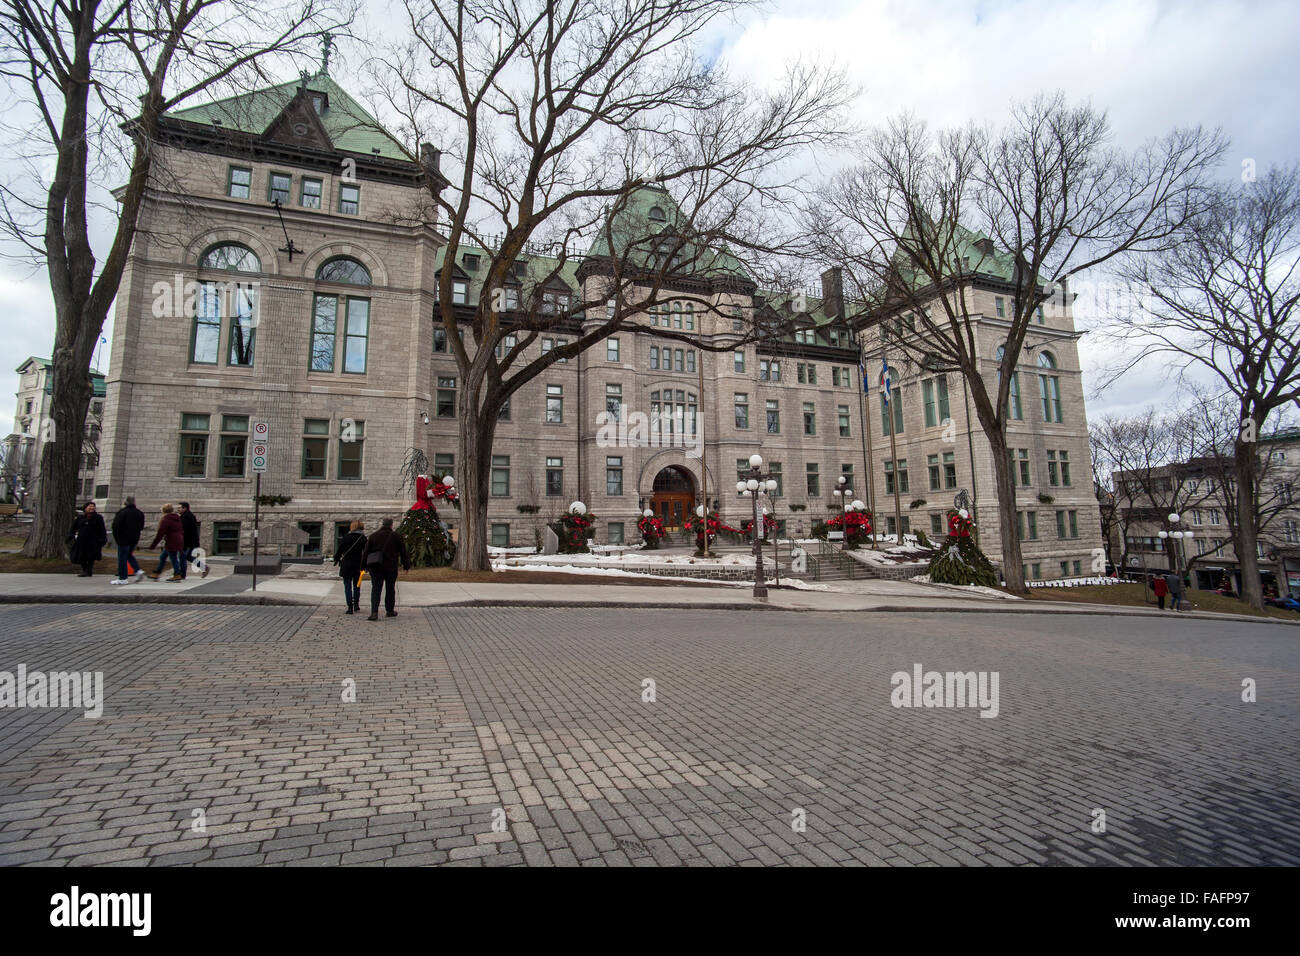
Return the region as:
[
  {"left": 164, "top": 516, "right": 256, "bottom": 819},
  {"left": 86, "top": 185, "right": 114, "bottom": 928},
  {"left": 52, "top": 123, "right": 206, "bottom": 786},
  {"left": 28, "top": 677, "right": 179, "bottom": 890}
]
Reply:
[{"left": 2, "top": 357, "right": 105, "bottom": 508}]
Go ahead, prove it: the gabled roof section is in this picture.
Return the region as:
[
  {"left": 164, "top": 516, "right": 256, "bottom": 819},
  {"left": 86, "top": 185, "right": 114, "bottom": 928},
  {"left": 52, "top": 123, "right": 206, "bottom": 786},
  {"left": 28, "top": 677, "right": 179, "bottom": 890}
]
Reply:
[
  {"left": 168, "top": 73, "right": 409, "bottom": 161},
  {"left": 432, "top": 244, "right": 581, "bottom": 308},
  {"left": 586, "top": 186, "right": 751, "bottom": 281}
]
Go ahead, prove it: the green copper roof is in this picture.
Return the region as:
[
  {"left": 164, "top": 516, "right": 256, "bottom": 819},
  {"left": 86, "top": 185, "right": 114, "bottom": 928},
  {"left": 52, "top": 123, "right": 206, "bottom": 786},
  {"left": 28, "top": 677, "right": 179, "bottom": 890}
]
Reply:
[
  {"left": 168, "top": 73, "right": 409, "bottom": 161},
  {"left": 587, "top": 186, "right": 751, "bottom": 280},
  {"left": 432, "top": 243, "right": 582, "bottom": 307}
]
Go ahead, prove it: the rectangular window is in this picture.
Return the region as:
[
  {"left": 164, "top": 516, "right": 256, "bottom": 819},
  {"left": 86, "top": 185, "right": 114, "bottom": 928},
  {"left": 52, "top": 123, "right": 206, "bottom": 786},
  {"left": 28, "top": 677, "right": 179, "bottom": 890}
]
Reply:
[
  {"left": 923, "top": 379, "right": 936, "bottom": 427},
  {"left": 608, "top": 522, "right": 625, "bottom": 545},
  {"left": 766, "top": 399, "right": 780, "bottom": 434},
  {"left": 880, "top": 392, "right": 903, "bottom": 436},
  {"left": 675, "top": 349, "right": 684, "bottom": 372},
  {"left": 803, "top": 402, "right": 816, "bottom": 436},
  {"left": 434, "top": 453, "right": 454, "bottom": 476},
  {"left": 434, "top": 327, "right": 447, "bottom": 353},
  {"left": 268, "top": 172, "right": 292, "bottom": 205},
  {"left": 930, "top": 513, "right": 943, "bottom": 535},
  {"left": 1018, "top": 449, "right": 1031, "bottom": 487},
  {"left": 213, "top": 521, "right": 240, "bottom": 556},
  {"left": 995, "top": 296, "right": 1005, "bottom": 318},
  {"left": 193, "top": 283, "right": 223, "bottom": 364},
  {"left": 338, "top": 419, "right": 364, "bottom": 480},
  {"left": 546, "top": 384, "right": 563, "bottom": 424},
  {"left": 1007, "top": 372, "right": 1023, "bottom": 420},
  {"left": 841, "top": 464, "right": 855, "bottom": 493},
  {"left": 452, "top": 280, "right": 468, "bottom": 305},
  {"left": 1047, "top": 449, "right": 1059, "bottom": 486},
  {"left": 227, "top": 166, "right": 252, "bottom": 199},
  {"left": 219, "top": 415, "right": 248, "bottom": 478},
  {"left": 491, "top": 455, "right": 510, "bottom": 496},
  {"left": 1036, "top": 304, "right": 1045, "bottom": 324},
  {"left": 936, "top": 377, "right": 950, "bottom": 422},
  {"left": 1040, "top": 374, "right": 1062, "bottom": 423},
  {"left": 686, "top": 351, "right": 696, "bottom": 373},
  {"left": 310, "top": 294, "right": 337, "bottom": 371},
  {"left": 1027, "top": 512, "right": 1038, "bottom": 539},
  {"left": 178, "top": 414, "right": 210, "bottom": 477},
  {"left": 1060, "top": 450, "right": 1071, "bottom": 486},
  {"left": 797, "top": 363, "right": 806, "bottom": 384},
  {"left": 928, "top": 454, "right": 941, "bottom": 491},
  {"left": 298, "top": 522, "right": 323, "bottom": 557},
  {"left": 490, "top": 524, "right": 510, "bottom": 548},
  {"left": 301, "top": 418, "right": 329, "bottom": 479},
  {"left": 769, "top": 462, "right": 783, "bottom": 497},
  {"left": 437, "top": 377, "right": 456, "bottom": 418},
  {"left": 734, "top": 393, "right": 749, "bottom": 429},
  {"left": 1068, "top": 510, "right": 1078, "bottom": 538},
  {"left": 1032, "top": 562, "right": 1041, "bottom": 580},
  {"left": 606, "top": 383, "right": 622, "bottom": 419},
  {"left": 338, "top": 183, "right": 360, "bottom": 215},
  {"left": 1056, "top": 510, "right": 1066, "bottom": 538},
  {"left": 300, "top": 177, "right": 322, "bottom": 209},
  {"left": 607, "top": 338, "right": 620, "bottom": 362},
  {"left": 1073, "top": 559, "right": 1082, "bottom": 576},
  {"left": 806, "top": 463, "right": 820, "bottom": 498},
  {"left": 342, "top": 298, "right": 369, "bottom": 373},
  {"left": 606, "top": 456, "right": 623, "bottom": 496},
  {"left": 650, "top": 346, "right": 659, "bottom": 370},
  {"left": 545, "top": 457, "right": 563, "bottom": 497},
  {"left": 734, "top": 351, "right": 745, "bottom": 373},
  {"left": 226, "top": 283, "right": 257, "bottom": 367},
  {"left": 943, "top": 452, "right": 957, "bottom": 489},
  {"left": 837, "top": 405, "right": 851, "bottom": 438}
]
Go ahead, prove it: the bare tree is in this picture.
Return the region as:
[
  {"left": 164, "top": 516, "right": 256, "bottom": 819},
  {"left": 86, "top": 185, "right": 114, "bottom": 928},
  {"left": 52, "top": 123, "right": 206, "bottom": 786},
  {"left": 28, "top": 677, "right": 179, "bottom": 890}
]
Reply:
[
  {"left": 370, "top": 0, "right": 852, "bottom": 570},
  {"left": 1108, "top": 165, "right": 1300, "bottom": 609},
  {"left": 0, "top": 0, "right": 350, "bottom": 557},
  {"left": 805, "top": 94, "right": 1225, "bottom": 592}
]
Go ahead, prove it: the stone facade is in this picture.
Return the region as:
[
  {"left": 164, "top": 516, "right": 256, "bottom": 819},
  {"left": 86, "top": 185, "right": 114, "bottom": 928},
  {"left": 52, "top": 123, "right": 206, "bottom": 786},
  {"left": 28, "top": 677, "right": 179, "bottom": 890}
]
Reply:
[
  {"left": 3, "top": 358, "right": 105, "bottom": 507},
  {"left": 855, "top": 285, "right": 1105, "bottom": 582},
  {"left": 97, "top": 72, "right": 1104, "bottom": 579}
]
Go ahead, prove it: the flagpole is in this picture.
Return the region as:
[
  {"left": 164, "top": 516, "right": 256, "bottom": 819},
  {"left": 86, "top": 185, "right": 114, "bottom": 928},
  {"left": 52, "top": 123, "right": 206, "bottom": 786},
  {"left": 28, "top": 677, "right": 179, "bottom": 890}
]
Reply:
[
  {"left": 858, "top": 348, "right": 877, "bottom": 549},
  {"left": 883, "top": 356, "right": 903, "bottom": 545}
]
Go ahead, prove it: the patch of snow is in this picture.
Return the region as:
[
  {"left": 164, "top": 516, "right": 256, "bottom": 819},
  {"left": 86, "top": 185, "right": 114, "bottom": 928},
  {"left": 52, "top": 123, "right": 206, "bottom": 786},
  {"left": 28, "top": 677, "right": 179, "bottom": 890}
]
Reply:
[
  {"left": 909, "top": 574, "right": 1022, "bottom": 600},
  {"left": 1027, "top": 576, "right": 1121, "bottom": 588},
  {"left": 491, "top": 562, "right": 751, "bottom": 586}
]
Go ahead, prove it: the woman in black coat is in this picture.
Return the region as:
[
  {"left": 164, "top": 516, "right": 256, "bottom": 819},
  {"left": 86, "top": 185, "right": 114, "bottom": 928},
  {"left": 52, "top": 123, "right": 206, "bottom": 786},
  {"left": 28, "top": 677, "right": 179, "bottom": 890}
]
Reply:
[
  {"left": 333, "top": 520, "right": 367, "bottom": 614},
  {"left": 67, "top": 501, "right": 108, "bottom": 577}
]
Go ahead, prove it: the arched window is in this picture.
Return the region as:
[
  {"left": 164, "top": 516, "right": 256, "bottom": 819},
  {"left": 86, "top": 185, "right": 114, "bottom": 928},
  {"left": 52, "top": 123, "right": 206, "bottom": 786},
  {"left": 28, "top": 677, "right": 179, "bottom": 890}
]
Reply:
[
  {"left": 649, "top": 206, "right": 666, "bottom": 222},
  {"left": 316, "top": 257, "right": 372, "bottom": 285},
  {"left": 190, "top": 244, "right": 259, "bottom": 367},
  {"left": 311, "top": 257, "right": 372, "bottom": 374},
  {"left": 200, "top": 243, "right": 260, "bottom": 273},
  {"left": 1038, "top": 352, "right": 1062, "bottom": 422}
]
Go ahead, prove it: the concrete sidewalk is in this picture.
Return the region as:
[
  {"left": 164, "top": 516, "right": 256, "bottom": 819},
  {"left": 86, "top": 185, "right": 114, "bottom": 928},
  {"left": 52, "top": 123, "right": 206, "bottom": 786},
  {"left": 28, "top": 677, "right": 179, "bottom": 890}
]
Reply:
[{"left": 0, "top": 567, "right": 1297, "bottom": 625}]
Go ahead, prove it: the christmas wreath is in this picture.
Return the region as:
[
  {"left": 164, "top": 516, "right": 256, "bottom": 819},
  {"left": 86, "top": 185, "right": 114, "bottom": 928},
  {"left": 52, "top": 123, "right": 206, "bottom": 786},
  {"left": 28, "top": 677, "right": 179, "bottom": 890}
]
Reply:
[{"left": 637, "top": 513, "right": 666, "bottom": 549}]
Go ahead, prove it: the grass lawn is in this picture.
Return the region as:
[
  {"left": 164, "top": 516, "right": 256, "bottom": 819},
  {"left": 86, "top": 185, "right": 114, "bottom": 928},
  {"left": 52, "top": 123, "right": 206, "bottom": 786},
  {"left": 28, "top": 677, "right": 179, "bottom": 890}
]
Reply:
[
  {"left": 401, "top": 566, "right": 732, "bottom": 587},
  {"left": 1026, "top": 581, "right": 1299, "bottom": 621}
]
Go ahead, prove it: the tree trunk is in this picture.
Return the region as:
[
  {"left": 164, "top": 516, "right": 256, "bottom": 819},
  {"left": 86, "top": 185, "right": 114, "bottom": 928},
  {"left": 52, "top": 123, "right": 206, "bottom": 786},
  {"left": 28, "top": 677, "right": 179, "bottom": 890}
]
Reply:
[
  {"left": 1234, "top": 439, "right": 1264, "bottom": 611},
  {"left": 23, "top": 347, "right": 94, "bottom": 558},
  {"left": 454, "top": 400, "right": 497, "bottom": 572},
  {"left": 987, "top": 428, "right": 1026, "bottom": 593}
]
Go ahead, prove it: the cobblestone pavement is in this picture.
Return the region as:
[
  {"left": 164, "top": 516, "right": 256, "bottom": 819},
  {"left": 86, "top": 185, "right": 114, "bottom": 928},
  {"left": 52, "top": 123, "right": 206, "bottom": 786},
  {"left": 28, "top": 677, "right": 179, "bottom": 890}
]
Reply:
[{"left": 0, "top": 604, "right": 1296, "bottom": 866}]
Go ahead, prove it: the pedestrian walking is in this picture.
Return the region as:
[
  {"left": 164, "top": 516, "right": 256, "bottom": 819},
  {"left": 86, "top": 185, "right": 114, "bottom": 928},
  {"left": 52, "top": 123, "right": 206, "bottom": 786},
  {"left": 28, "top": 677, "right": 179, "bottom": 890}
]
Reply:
[
  {"left": 66, "top": 501, "right": 107, "bottom": 577},
  {"left": 361, "top": 517, "right": 411, "bottom": 620},
  {"left": 146, "top": 503, "right": 186, "bottom": 581},
  {"left": 1166, "top": 571, "right": 1185, "bottom": 612},
  {"left": 1151, "top": 572, "right": 1168, "bottom": 610},
  {"left": 333, "top": 520, "right": 367, "bottom": 614},
  {"left": 109, "top": 496, "right": 146, "bottom": 584},
  {"left": 177, "top": 501, "right": 208, "bottom": 579}
]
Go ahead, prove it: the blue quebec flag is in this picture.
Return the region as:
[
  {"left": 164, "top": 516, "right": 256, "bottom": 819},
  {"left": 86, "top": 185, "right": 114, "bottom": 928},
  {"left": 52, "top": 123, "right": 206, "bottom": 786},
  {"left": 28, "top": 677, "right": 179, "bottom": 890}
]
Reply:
[{"left": 879, "top": 357, "right": 892, "bottom": 404}]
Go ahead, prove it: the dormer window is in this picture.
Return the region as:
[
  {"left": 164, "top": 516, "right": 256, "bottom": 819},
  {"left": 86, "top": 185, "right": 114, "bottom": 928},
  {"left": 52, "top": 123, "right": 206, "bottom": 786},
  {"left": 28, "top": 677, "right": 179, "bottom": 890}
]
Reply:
[
  {"left": 452, "top": 279, "right": 468, "bottom": 305},
  {"left": 463, "top": 253, "right": 481, "bottom": 271},
  {"left": 310, "top": 93, "right": 325, "bottom": 113},
  {"left": 511, "top": 260, "right": 526, "bottom": 278},
  {"left": 649, "top": 206, "right": 666, "bottom": 222}
]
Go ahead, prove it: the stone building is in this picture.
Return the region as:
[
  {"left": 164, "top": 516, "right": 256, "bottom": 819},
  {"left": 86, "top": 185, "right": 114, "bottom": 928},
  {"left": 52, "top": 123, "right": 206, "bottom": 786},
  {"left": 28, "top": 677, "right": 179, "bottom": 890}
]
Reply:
[
  {"left": 3, "top": 357, "right": 106, "bottom": 508},
  {"left": 96, "top": 67, "right": 1103, "bottom": 578},
  {"left": 851, "top": 236, "right": 1105, "bottom": 583},
  {"left": 1109, "top": 428, "right": 1300, "bottom": 595}
]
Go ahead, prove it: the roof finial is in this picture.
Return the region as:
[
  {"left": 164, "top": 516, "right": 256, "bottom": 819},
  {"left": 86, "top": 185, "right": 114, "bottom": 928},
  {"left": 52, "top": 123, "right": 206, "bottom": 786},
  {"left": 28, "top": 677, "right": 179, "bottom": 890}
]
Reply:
[{"left": 321, "top": 32, "right": 333, "bottom": 76}]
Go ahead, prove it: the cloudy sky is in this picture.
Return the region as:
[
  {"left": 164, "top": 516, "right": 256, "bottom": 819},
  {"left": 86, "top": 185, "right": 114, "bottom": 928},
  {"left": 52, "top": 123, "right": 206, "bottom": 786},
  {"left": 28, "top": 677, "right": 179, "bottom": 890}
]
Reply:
[{"left": 2, "top": 0, "right": 1297, "bottom": 435}]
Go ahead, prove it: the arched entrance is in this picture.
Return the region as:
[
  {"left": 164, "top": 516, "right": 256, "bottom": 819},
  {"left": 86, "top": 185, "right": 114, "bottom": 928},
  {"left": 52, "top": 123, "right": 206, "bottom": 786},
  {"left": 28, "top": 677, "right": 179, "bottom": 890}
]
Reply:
[{"left": 651, "top": 466, "right": 695, "bottom": 531}]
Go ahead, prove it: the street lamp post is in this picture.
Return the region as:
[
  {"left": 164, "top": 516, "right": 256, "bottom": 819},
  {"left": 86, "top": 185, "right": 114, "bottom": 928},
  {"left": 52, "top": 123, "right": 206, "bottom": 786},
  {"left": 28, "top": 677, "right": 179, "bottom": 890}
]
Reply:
[{"left": 736, "top": 453, "right": 778, "bottom": 598}]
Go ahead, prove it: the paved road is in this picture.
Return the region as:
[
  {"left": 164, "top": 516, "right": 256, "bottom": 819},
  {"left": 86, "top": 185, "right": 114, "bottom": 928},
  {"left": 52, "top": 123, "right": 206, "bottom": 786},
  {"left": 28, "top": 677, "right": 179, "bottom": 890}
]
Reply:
[{"left": 0, "top": 604, "right": 1296, "bottom": 866}]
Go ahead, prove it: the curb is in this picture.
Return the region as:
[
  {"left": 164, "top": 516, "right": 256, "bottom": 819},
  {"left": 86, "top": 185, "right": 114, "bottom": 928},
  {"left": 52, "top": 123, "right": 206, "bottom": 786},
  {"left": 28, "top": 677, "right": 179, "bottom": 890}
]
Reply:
[{"left": 0, "top": 593, "right": 311, "bottom": 607}]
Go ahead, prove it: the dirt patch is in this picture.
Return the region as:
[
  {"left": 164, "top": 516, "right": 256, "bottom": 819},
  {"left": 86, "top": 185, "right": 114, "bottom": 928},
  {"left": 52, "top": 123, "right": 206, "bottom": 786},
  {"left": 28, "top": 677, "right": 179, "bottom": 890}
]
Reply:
[{"left": 1025, "top": 581, "right": 1299, "bottom": 621}]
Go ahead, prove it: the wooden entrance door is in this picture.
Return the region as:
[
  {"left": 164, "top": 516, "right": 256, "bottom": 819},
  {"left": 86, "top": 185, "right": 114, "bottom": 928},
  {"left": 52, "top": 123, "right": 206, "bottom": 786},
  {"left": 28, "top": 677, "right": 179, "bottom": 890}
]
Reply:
[{"left": 653, "top": 492, "right": 694, "bottom": 531}]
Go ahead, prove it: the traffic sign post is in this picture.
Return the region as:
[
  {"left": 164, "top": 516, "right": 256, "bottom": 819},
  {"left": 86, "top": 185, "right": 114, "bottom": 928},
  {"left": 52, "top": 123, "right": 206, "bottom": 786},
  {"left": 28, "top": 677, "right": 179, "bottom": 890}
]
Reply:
[{"left": 250, "top": 422, "right": 269, "bottom": 591}]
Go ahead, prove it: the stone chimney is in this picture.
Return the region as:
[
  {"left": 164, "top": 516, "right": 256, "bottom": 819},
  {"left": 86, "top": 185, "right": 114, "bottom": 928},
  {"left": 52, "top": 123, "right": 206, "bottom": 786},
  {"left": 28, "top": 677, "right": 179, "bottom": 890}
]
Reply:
[
  {"left": 420, "top": 144, "right": 441, "bottom": 172},
  {"left": 820, "top": 266, "right": 844, "bottom": 318}
]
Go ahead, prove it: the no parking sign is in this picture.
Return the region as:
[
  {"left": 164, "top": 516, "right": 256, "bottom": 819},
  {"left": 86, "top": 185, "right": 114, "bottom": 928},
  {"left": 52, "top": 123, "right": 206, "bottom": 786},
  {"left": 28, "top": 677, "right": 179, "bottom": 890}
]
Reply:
[{"left": 251, "top": 422, "right": 269, "bottom": 473}]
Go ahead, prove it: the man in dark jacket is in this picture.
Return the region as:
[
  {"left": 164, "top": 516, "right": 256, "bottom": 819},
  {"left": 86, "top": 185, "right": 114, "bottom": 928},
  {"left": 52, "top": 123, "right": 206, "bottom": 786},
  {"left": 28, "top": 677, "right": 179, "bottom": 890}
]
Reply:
[
  {"left": 110, "top": 496, "right": 146, "bottom": 583},
  {"left": 361, "top": 517, "right": 411, "bottom": 620},
  {"left": 67, "top": 501, "right": 107, "bottom": 577},
  {"left": 177, "top": 501, "right": 207, "bottom": 579}
]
